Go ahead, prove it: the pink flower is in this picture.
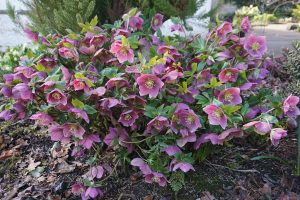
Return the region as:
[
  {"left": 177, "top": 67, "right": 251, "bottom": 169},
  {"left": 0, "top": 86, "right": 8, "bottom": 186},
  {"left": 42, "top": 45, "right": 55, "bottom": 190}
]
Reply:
[
  {"left": 131, "top": 158, "right": 152, "bottom": 175},
  {"left": 283, "top": 95, "right": 300, "bottom": 118},
  {"left": 194, "top": 133, "right": 220, "bottom": 150},
  {"left": 151, "top": 13, "right": 164, "bottom": 31},
  {"left": 218, "top": 68, "right": 239, "bottom": 83},
  {"left": 145, "top": 172, "right": 167, "bottom": 187},
  {"left": 172, "top": 162, "right": 195, "bottom": 173},
  {"left": 89, "top": 87, "right": 106, "bottom": 97},
  {"left": 270, "top": 128, "right": 287, "bottom": 146},
  {"left": 171, "top": 24, "right": 184, "bottom": 32},
  {"left": 58, "top": 47, "right": 79, "bottom": 61},
  {"left": 38, "top": 57, "right": 56, "bottom": 70},
  {"left": 49, "top": 125, "right": 70, "bottom": 144},
  {"left": 0, "top": 110, "right": 15, "bottom": 120},
  {"left": 69, "top": 108, "right": 90, "bottom": 123},
  {"left": 216, "top": 22, "right": 232, "bottom": 38},
  {"left": 61, "top": 66, "right": 71, "bottom": 82},
  {"left": 176, "top": 131, "right": 196, "bottom": 147},
  {"left": 62, "top": 122, "right": 85, "bottom": 139},
  {"left": 144, "top": 116, "right": 169, "bottom": 134},
  {"left": 118, "top": 110, "right": 139, "bottom": 127},
  {"left": 79, "top": 134, "right": 101, "bottom": 149},
  {"left": 70, "top": 79, "right": 89, "bottom": 92},
  {"left": 105, "top": 77, "right": 129, "bottom": 89},
  {"left": 12, "top": 83, "right": 33, "bottom": 100},
  {"left": 110, "top": 40, "right": 134, "bottom": 63},
  {"left": 71, "top": 183, "right": 85, "bottom": 195},
  {"left": 243, "top": 121, "right": 272, "bottom": 135},
  {"left": 90, "top": 34, "right": 106, "bottom": 47},
  {"left": 47, "top": 89, "right": 68, "bottom": 106},
  {"left": 128, "top": 11, "right": 144, "bottom": 30},
  {"left": 157, "top": 45, "right": 181, "bottom": 59},
  {"left": 244, "top": 35, "right": 267, "bottom": 58},
  {"left": 218, "top": 128, "right": 243, "bottom": 143},
  {"left": 86, "top": 165, "right": 104, "bottom": 180},
  {"left": 218, "top": 87, "right": 242, "bottom": 105},
  {"left": 30, "top": 112, "right": 53, "bottom": 126},
  {"left": 203, "top": 104, "right": 227, "bottom": 129},
  {"left": 23, "top": 27, "right": 38, "bottom": 41},
  {"left": 84, "top": 187, "right": 103, "bottom": 199},
  {"left": 240, "top": 16, "right": 251, "bottom": 33},
  {"left": 104, "top": 127, "right": 133, "bottom": 153},
  {"left": 136, "top": 74, "right": 164, "bottom": 98},
  {"left": 161, "top": 145, "right": 182, "bottom": 156}
]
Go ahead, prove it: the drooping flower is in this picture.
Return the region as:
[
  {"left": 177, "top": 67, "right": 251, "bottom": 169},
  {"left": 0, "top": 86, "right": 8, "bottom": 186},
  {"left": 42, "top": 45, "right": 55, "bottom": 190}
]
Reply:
[
  {"left": 110, "top": 38, "right": 134, "bottom": 63},
  {"left": 161, "top": 145, "right": 182, "bottom": 156},
  {"left": 218, "top": 68, "right": 239, "bottom": 83},
  {"left": 128, "top": 11, "right": 144, "bottom": 30},
  {"left": 240, "top": 16, "right": 251, "bottom": 33},
  {"left": 30, "top": 112, "right": 53, "bottom": 126},
  {"left": 203, "top": 104, "right": 227, "bottom": 129},
  {"left": 89, "top": 87, "right": 106, "bottom": 97},
  {"left": 136, "top": 74, "right": 164, "bottom": 98},
  {"left": 0, "top": 87, "right": 12, "bottom": 97},
  {"left": 194, "top": 133, "right": 220, "bottom": 150},
  {"left": 172, "top": 162, "right": 195, "bottom": 173},
  {"left": 69, "top": 108, "right": 90, "bottom": 123},
  {"left": 58, "top": 47, "right": 79, "bottom": 61},
  {"left": 70, "top": 79, "right": 89, "bottom": 92},
  {"left": 105, "top": 77, "right": 129, "bottom": 89},
  {"left": 38, "top": 57, "right": 56, "bottom": 70},
  {"left": 218, "top": 128, "right": 243, "bottom": 143},
  {"left": 61, "top": 66, "right": 71, "bottom": 82},
  {"left": 151, "top": 13, "right": 164, "bottom": 31},
  {"left": 157, "top": 45, "right": 181, "bottom": 59},
  {"left": 243, "top": 121, "right": 272, "bottom": 135},
  {"left": 216, "top": 22, "right": 232, "bottom": 38},
  {"left": 170, "top": 24, "right": 184, "bottom": 32},
  {"left": 86, "top": 165, "right": 104, "bottom": 180},
  {"left": 0, "top": 110, "right": 15, "bottom": 121},
  {"left": 49, "top": 124, "right": 70, "bottom": 144},
  {"left": 118, "top": 110, "right": 139, "bottom": 127},
  {"left": 71, "top": 183, "right": 85, "bottom": 195},
  {"left": 144, "top": 116, "right": 169, "bottom": 134},
  {"left": 270, "top": 128, "right": 287, "bottom": 146},
  {"left": 283, "top": 95, "right": 300, "bottom": 118},
  {"left": 90, "top": 34, "right": 106, "bottom": 47},
  {"left": 12, "top": 83, "right": 33, "bottom": 100},
  {"left": 47, "top": 89, "right": 68, "bottom": 106},
  {"left": 104, "top": 127, "right": 133, "bottom": 153},
  {"left": 79, "top": 134, "right": 101, "bottom": 149},
  {"left": 130, "top": 158, "right": 152, "bottom": 175},
  {"left": 145, "top": 172, "right": 167, "bottom": 187},
  {"left": 23, "top": 27, "right": 39, "bottom": 41},
  {"left": 84, "top": 187, "right": 104, "bottom": 199},
  {"left": 176, "top": 130, "right": 197, "bottom": 147},
  {"left": 62, "top": 122, "right": 85, "bottom": 139},
  {"left": 218, "top": 87, "right": 242, "bottom": 105},
  {"left": 244, "top": 35, "right": 267, "bottom": 58}
]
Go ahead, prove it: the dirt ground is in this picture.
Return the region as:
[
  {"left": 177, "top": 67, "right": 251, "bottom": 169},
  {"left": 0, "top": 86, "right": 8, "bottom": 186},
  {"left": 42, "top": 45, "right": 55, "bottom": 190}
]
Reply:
[{"left": 0, "top": 119, "right": 299, "bottom": 200}]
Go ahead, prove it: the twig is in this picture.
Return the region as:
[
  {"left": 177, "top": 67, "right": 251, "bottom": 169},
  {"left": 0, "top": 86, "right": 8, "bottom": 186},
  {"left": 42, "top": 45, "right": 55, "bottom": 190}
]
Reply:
[{"left": 206, "top": 161, "right": 260, "bottom": 173}]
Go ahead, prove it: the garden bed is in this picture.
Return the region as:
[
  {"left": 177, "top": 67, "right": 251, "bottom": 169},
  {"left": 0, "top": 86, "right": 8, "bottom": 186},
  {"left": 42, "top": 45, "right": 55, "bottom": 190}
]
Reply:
[{"left": 1, "top": 119, "right": 299, "bottom": 200}]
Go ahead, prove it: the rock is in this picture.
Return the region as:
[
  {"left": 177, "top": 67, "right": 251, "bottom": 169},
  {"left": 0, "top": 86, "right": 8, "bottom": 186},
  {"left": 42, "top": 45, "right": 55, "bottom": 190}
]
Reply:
[{"left": 287, "top": 24, "right": 299, "bottom": 31}]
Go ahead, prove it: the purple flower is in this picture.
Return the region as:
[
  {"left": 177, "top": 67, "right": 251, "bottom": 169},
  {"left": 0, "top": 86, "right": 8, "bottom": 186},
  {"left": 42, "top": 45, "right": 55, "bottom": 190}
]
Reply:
[
  {"left": 62, "top": 122, "right": 85, "bottom": 139},
  {"left": 105, "top": 77, "right": 129, "bottom": 89},
  {"left": 71, "top": 183, "right": 85, "bottom": 195},
  {"left": 172, "top": 162, "right": 195, "bottom": 173},
  {"left": 61, "top": 66, "right": 71, "bottom": 82},
  {"left": 89, "top": 87, "right": 106, "bottom": 97},
  {"left": 243, "top": 121, "right": 272, "bottom": 135},
  {"left": 136, "top": 74, "right": 164, "bottom": 98},
  {"left": 30, "top": 112, "right": 53, "bottom": 126},
  {"left": 49, "top": 124, "right": 70, "bottom": 144},
  {"left": 218, "top": 87, "right": 242, "bottom": 105},
  {"left": 0, "top": 87, "right": 12, "bottom": 97},
  {"left": 128, "top": 11, "right": 144, "bottom": 30},
  {"left": 38, "top": 57, "right": 56, "bottom": 70},
  {"left": 70, "top": 79, "right": 89, "bottom": 92},
  {"left": 58, "top": 47, "right": 79, "bottom": 61},
  {"left": 203, "top": 105, "right": 227, "bottom": 129},
  {"left": 240, "top": 16, "right": 251, "bottom": 33},
  {"left": 90, "top": 34, "right": 106, "bottom": 47},
  {"left": 69, "top": 108, "right": 90, "bottom": 123},
  {"left": 118, "top": 110, "right": 139, "bottom": 127},
  {"left": 218, "top": 68, "right": 239, "bottom": 83},
  {"left": 47, "top": 89, "right": 68, "bottom": 106},
  {"left": 194, "top": 133, "right": 220, "bottom": 150},
  {"left": 12, "top": 83, "right": 33, "bottom": 101},
  {"left": 104, "top": 127, "right": 133, "bottom": 153},
  {"left": 0, "top": 110, "right": 15, "bottom": 121},
  {"left": 84, "top": 187, "right": 103, "bottom": 199},
  {"left": 216, "top": 22, "right": 232, "bottom": 38},
  {"left": 218, "top": 128, "right": 243, "bottom": 143},
  {"left": 145, "top": 172, "right": 167, "bottom": 187},
  {"left": 283, "top": 95, "right": 300, "bottom": 118},
  {"left": 157, "top": 45, "right": 181, "bottom": 59},
  {"left": 86, "top": 165, "right": 104, "bottom": 180},
  {"left": 176, "top": 131, "right": 196, "bottom": 147},
  {"left": 171, "top": 103, "right": 201, "bottom": 133},
  {"left": 144, "top": 116, "right": 169, "bottom": 134},
  {"left": 244, "top": 35, "right": 267, "bottom": 58},
  {"left": 130, "top": 158, "right": 152, "bottom": 175},
  {"left": 110, "top": 40, "right": 134, "bottom": 63},
  {"left": 23, "top": 27, "right": 38, "bottom": 41},
  {"left": 151, "top": 13, "right": 164, "bottom": 31},
  {"left": 270, "top": 128, "right": 287, "bottom": 146},
  {"left": 171, "top": 24, "right": 184, "bottom": 32},
  {"left": 79, "top": 134, "right": 101, "bottom": 149},
  {"left": 161, "top": 145, "right": 182, "bottom": 156}
]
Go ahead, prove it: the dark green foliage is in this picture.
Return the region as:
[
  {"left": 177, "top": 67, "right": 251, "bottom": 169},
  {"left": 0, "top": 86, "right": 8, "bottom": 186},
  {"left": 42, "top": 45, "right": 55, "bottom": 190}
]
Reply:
[
  {"left": 8, "top": 0, "right": 204, "bottom": 35},
  {"left": 170, "top": 171, "right": 185, "bottom": 192}
]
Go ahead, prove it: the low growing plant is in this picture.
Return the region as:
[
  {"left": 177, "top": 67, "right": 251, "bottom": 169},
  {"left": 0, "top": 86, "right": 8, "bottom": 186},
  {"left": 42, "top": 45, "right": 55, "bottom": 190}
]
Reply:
[{"left": 0, "top": 9, "right": 299, "bottom": 199}]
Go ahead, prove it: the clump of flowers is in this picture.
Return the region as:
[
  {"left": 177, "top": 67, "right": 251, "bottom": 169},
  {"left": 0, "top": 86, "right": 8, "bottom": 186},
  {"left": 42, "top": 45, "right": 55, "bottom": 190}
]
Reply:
[{"left": 0, "top": 9, "right": 298, "bottom": 199}]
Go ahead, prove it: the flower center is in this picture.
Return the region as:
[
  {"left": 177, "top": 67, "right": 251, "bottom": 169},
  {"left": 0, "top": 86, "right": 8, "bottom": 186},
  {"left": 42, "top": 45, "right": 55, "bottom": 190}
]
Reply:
[
  {"left": 251, "top": 42, "right": 260, "bottom": 51},
  {"left": 145, "top": 79, "right": 155, "bottom": 89},
  {"left": 186, "top": 114, "right": 195, "bottom": 124},
  {"left": 52, "top": 92, "right": 62, "bottom": 100},
  {"left": 224, "top": 93, "right": 233, "bottom": 101},
  {"left": 152, "top": 176, "right": 159, "bottom": 183},
  {"left": 154, "top": 19, "right": 159, "bottom": 25},
  {"left": 70, "top": 125, "right": 77, "bottom": 132},
  {"left": 124, "top": 114, "right": 132, "bottom": 121},
  {"left": 214, "top": 109, "right": 223, "bottom": 119},
  {"left": 225, "top": 71, "right": 232, "bottom": 77},
  {"left": 120, "top": 47, "right": 129, "bottom": 54}
]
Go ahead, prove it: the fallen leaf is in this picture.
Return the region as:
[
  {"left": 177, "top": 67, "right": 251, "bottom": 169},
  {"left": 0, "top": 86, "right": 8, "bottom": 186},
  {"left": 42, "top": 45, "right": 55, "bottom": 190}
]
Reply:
[
  {"left": 27, "top": 157, "right": 41, "bottom": 171},
  {"left": 31, "top": 166, "right": 45, "bottom": 177},
  {"left": 198, "top": 191, "right": 216, "bottom": 200},
  {"left": 0, "top": 149, "right": 19, "bottom": 161},
  {"left": 50, "top": 142, "right": 70, "bottom": 159},
  {"left": 53, "top": 160, "right": 75, "bottom": 174},
  {"left": 144, "top": 195, "right": 154, "bottom": 200}
]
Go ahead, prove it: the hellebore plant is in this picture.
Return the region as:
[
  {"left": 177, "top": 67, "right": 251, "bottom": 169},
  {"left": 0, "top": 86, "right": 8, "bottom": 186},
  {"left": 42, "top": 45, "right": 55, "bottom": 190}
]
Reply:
[{"left": 0, "top": 12, "right": 299, "bottom": 199}]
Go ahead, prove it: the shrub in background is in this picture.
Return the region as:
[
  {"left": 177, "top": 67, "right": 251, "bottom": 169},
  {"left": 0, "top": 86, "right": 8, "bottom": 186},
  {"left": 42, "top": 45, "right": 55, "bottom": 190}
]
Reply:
[
  {"left": 292, "top": 4, "right": 300, "bottom": 21},
  {"left": 7, "top": 0, "right": 204, "bottom": 35},
  {"left": 0, "top": 9, "right": 299, "bottom": 199}
]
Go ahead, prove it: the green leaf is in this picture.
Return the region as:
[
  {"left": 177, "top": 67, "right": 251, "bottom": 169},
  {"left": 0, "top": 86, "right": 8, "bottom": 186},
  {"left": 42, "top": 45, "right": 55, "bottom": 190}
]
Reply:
[
  {"left": 241, "top": 103, "right": 249, "bottom": 116},
  {"left": 222, "top": 105, "right": 241, "bottom": 116},
  {"left": 260, "top": 113, "right": 278, "bottom": 124},
  {"left": 72, "top": 98, "right": 84, "bottom": 109},
  {"left": 84, "top": 105, "right": 97, "bottom": 115},
  {"left": 195, "top": 95, "right": 210, "bottom": 105},
  {"left": 209, "top": 77, "right": 222, "bottom": 88},
  {"left": 251, "top": 155, "right": 289, "bottom": 165}
]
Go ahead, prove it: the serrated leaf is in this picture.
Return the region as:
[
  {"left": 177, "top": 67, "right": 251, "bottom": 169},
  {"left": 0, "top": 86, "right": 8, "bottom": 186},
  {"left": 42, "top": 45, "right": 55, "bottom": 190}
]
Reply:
[
  {"left": 84, "top": 105, "right": 97, "bottom": 114},
  {"left": 72, "top": 98, "right": 84, "bottom": 109}
]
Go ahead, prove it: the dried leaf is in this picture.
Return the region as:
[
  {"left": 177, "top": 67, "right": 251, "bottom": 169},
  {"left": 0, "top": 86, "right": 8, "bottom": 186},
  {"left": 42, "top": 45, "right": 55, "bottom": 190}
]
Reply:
[
  {"left": 0, "top": 149, "right": 19, "bottom": 161},
  {"left": 27, "top": 157, "right": 41, "bottom": 171}
]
